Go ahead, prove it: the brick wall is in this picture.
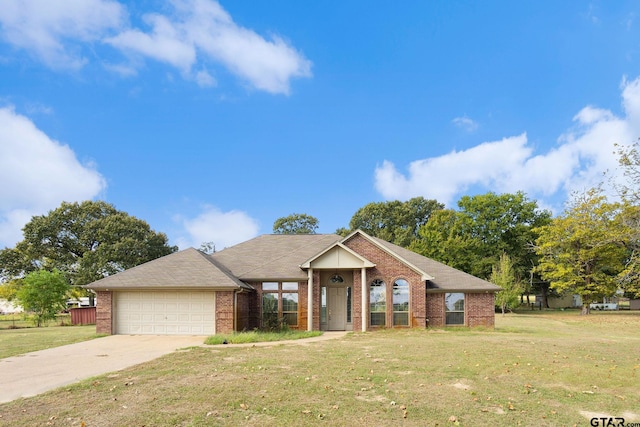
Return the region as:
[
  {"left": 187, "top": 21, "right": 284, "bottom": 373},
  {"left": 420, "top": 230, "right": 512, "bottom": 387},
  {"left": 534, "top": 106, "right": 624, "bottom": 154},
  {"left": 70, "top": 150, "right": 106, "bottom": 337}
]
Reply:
[
  {"left": 344, "top": 234, "right": 425, "bottom": 329},
  {"left": 426, "top": 292, "right": 445, "bottom": 327},
  {"left": 216, "top": 291, "right": 234, "bottom": 334},
  {"left": 96, "top": 291, "right": 113, "bottom": 335},
  {"left": 426, "top": 292, "right": 496, "bottom": 327},
  {"left": 467, "top": 293, "right": 495, "bottom": 327}
]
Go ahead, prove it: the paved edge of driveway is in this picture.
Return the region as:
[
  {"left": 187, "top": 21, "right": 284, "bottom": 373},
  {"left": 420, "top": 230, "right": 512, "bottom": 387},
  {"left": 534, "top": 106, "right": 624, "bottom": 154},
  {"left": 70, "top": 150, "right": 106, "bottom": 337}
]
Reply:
[
  {"left": 0, "top": 335, "right": 206, "bottom": 404},
  {"left": 0, "top": 331, "right": 349, "bottom": 404},
  {"left": 204, "top": 331, "right": 349, "bottom": 348}
]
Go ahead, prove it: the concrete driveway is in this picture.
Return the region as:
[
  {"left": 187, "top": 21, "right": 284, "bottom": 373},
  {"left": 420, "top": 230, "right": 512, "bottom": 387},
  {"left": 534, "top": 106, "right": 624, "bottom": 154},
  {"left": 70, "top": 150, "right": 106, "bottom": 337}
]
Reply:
[{"left": 0, "top": 335, "right": 205, "bottom": 403}]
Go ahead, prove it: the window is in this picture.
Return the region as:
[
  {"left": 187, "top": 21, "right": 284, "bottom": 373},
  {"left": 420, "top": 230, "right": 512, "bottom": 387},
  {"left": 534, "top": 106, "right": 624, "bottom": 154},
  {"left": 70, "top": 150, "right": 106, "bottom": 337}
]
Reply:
[
  {"left": 393, "top": 279, "right": 409, "bottom": 326},
  {"left": 262, "top": 292, "right": 279, "bottom": 327},
  {"left": 321, "top": 287, "right": 327, "bottom": 324},
  {"left": 282, "top": 292, "right": 298, "bottom": 326},
  {"left": 262, "top": 282, "right": 299, "bottom": 328},
  {"left": 445, "top": 293, "right": 465, "bottom": 325},
  {"left": 370, "top": 279, "right": 386, "bottom": 326}
]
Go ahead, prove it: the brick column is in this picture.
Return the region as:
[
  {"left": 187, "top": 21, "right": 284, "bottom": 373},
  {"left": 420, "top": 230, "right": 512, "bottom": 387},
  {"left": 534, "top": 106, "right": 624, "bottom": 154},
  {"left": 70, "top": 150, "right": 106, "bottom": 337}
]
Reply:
[
  {"left": 216, "top": 291, "right": 235, "bottom": 334},
  {"left": 96, "top": 291, "right": 113, "bottom": 335}
]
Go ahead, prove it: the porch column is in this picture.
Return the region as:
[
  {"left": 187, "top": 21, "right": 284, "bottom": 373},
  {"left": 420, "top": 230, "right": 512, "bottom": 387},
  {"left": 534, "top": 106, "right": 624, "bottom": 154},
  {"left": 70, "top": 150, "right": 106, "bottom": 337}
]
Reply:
[
  {"left": 307, "top": 268, "right": 314, "bottom": 331},
  {"left": 361, "top": 267, "right": 367, "bottom": 332}
]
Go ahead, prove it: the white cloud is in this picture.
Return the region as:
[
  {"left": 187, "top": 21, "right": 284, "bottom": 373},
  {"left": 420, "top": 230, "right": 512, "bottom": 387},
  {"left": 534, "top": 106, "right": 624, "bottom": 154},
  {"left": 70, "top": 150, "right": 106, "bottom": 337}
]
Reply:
[
  {"left": 106, "top": 13, "right": 196, "bottom": 72},
  {"left": 175, "top": 206, "right": 260, "bottom": 250},
  {"left": 107, "top": 0, "right": 311, "bottom": 94},
  {"left": 0, "top": 0, "right": 311, "bottom": 94},
  {"left": 194, "top": 69, "right": 216, "bottom": 88},
  {"left": 0, "top": 0, "right": 125, "bottom": 69},
  {"left": 178, "top": 0, "right": 311, "bottom": 94},
  {"left": 452, "top": 116, "right": 478, "bottom": 132},
  {"left": 0, "top": 107, "right": 107, "bottom": 247},
  {"left": 375, "top": 76, "right": 640, "bottom": 208}
]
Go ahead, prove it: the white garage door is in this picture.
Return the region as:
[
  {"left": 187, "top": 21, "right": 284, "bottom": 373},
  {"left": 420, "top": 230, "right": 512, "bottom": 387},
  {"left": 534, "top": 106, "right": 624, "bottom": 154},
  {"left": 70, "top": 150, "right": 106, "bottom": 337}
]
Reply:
[{"left": 115, "top": 291, "right": 216, "bottom": 335}]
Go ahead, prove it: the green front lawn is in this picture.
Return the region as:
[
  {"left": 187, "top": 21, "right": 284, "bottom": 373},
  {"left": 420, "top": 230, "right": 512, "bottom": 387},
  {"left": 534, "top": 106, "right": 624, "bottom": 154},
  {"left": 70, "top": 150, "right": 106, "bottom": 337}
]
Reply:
[{"left": 0, "top": 325, "right": 100, "bottom": 359}]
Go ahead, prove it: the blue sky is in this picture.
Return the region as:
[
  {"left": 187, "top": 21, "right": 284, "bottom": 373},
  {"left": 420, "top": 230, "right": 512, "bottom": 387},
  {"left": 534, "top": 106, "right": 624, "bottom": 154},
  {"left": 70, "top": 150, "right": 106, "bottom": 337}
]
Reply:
[{"left": 2, "top": 1, "right": 640, "bottom": 250}]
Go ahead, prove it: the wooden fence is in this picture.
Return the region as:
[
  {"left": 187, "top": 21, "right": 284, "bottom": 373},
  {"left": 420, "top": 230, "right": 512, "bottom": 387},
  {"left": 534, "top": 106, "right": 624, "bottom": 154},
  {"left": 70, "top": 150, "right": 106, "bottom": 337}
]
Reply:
[{"left": 70, "top": 307, "right": 96, "bottom": 325}]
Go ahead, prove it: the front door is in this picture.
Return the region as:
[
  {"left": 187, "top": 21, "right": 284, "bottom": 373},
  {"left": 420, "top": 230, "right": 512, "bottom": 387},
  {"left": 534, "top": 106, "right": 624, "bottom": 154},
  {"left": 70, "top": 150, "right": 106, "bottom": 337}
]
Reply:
[{"left": 328, "top": 287, "right": 346, "bottom": 330}]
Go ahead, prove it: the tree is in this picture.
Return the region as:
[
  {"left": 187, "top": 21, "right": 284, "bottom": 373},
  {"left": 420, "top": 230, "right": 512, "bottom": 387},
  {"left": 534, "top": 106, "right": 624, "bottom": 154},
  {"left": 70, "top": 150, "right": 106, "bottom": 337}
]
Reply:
[
  {"left": 0, "top": 201, "right": 177, "bottom": 287},
  {"left": 409, "top": 209, "right": 482, "bottom": 275},
  {"left": 412, "top": 192, "right": 551, "bottom": 281},
  {"left": 273, "top": 214, "right": 319, "bottom": 234},
  {"left": 0, "top": 279, "right": 20, "bottom": 303},
  {"left": 534, "top": 189, "right": 628, "bottom": 314},
  {"left": 342, "top": 197, "right": 444, "bottom": 247},
  {"left": 198, "top": 242, "right": 216, "bottom": 254},
  {"left": 615, "top": 140, "right": 640, "bottom": 204},
  {"left": 617, "top": 204, "right": 640, "bottom": 298},
  {"left": 613, "top": 141, "right": 640, "bottom": 298},
  {"left": 491, "top": 253, "right": 523, "bottom": 316},
  {"left": 16, "top": 269, "right": 70, "bottom": 327}
]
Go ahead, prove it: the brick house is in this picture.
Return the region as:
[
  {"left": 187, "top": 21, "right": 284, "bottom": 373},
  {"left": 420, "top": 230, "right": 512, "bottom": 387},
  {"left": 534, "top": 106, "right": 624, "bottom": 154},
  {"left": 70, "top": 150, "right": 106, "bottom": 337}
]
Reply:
[{"left": 88, "top": 230, "right": 500, "bottom": 335}]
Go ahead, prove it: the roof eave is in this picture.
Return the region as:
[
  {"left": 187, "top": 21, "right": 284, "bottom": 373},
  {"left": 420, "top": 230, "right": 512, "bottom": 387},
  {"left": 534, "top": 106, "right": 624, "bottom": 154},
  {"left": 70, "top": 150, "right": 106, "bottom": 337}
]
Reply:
[
  {"left": 87, "top": 285, "right": 252, "bottom": 292},
  {"left": 426, "top": 287, "right": 501, "bottom": 293}
]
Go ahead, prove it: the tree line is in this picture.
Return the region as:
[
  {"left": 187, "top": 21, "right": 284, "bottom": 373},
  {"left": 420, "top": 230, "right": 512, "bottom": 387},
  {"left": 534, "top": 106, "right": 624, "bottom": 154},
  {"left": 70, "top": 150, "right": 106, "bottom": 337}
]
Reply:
[
  {"left": 2, "top": 143, "right": 639, "bottom": 324},
  {"left": 275, "top": 142, "right": 640, "bottom": 314},
  {"left": 0, "top": 201, "right": 176, "bottom": 326}
]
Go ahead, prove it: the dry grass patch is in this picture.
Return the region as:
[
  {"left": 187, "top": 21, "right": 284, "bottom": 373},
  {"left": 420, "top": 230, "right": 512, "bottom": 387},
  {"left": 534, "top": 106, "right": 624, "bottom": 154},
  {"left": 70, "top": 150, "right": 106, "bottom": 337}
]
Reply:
[{"left": 1, "top": 311, "right": 639, "bottom": 426}]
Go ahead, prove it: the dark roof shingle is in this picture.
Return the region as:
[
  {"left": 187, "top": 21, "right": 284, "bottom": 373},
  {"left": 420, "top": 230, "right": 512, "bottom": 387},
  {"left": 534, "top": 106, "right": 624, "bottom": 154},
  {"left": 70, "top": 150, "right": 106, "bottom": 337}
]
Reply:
[{"left": 88, "top": 248, "right": 252, "bottom": 290}]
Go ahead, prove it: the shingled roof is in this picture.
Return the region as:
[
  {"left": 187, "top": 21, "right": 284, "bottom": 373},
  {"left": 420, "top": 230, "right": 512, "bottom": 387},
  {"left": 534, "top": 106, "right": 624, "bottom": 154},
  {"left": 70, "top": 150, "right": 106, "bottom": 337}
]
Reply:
[
  {"left": 209, "top": 234, "right": 342, "bottom": 280},
  {"left": 365, "top": 234, "right": 500, "bottom": 292},
  {"left": 87, "top": 231, "right": 499, "bottom": 293},
  {"left": 88, "top": 248, "right": 252, "bottom": 290}
]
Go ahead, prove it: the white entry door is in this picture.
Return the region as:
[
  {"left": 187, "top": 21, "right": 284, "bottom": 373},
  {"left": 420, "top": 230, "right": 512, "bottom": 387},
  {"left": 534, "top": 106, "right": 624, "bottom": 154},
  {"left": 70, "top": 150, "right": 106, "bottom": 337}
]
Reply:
[
  {"left": 328, "top": 287, "right": 346, "bottom": 330},
  {"left": 115, "top": 291, "right": 215, "bottom": 335}
]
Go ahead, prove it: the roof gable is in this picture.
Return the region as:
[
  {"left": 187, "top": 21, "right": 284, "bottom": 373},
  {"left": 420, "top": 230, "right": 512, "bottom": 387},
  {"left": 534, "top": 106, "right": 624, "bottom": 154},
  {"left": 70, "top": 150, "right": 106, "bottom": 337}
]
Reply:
[{"left": 300, "top": 243, "right": 375, "bottom": 269}]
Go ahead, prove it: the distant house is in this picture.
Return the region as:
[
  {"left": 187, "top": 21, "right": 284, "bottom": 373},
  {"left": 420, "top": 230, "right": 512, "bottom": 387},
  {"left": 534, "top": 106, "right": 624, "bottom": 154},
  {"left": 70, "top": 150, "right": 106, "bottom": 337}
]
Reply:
[
  {"left": 0, "top": 299, "right": 23, "bottom": 315},
  {"left": 87, "top": 230, "right": 500, "bottom": 336},
  {"left": 547, "top": 294, "right": 582, "bottom": 309}
]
